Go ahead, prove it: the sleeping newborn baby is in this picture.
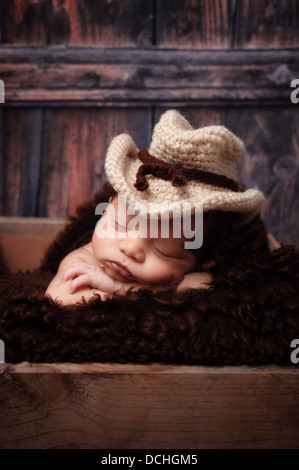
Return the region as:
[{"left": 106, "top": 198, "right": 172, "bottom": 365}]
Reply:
[{"left": 45, "top": 194, "right": 213, "bottom": 305}]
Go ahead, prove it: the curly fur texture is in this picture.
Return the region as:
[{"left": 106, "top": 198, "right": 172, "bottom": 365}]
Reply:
[{"left": 0, "top": 183, "right": 298, "bottom": 365}]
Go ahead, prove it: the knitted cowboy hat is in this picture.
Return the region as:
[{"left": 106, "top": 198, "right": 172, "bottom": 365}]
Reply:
[{"left": 105, "top": 110, "right": 264, "bottom": 220}]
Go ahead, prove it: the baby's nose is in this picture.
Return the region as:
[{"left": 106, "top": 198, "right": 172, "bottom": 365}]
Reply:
[{"left": 119, "top": 238, "right": 145, "bottom": 263}]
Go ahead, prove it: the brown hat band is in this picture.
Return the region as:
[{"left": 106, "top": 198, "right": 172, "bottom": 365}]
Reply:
[{"left": 134, "top": 149, "right": 245, "bottom": 193}]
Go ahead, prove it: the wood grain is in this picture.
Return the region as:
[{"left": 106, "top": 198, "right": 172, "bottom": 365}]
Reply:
[
  {"left": 0, "top": 48, "right": 297, "bottom": 105},
  {"left": 0, "top": 109, "right": 3, "bottom": 215},
  {"left": 1, "top": 108, "right": 43, "bottom": 216},
  {"left": 0, "top": 362, "right": 299, "bottom": 449},
  {"left": 1, "top": 107, "right": 148, "bottom": 218},
  {"left": 2, "top": 0, "right": 299, "bottom": 48},
  {"left": 37, "top": 107, "right": 151, "bottom": 217},
  {"left": 1, "top": 107, "right": 23, "bottom": 215},
  {"left": 1, "top": 0, "right": 154, "bottom": 46},
  {"left": 156, "top": 0, "right": 232, "bottom": 49},
  {"left": 156, "top": 0, "right": 299, "bottom": 49},
  {"left": 225, "top": 107, "right": 299, "bottom": 246},
  {"left": 1, "top": 0, "right": 48, "bottom": 45},
  {"left": 233, "top": 0, "right": 299, "bottom": 48},
  {"left": 0, "top": 107, "right": 151, "bottom": 217}
]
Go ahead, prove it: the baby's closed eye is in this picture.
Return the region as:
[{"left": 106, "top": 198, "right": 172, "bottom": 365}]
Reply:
[
  {"left": 151, "top": 244, "right": 180, "bottom": 259},
  {"left": 150, "top": 239, "right": 185, "bottom": 259}
]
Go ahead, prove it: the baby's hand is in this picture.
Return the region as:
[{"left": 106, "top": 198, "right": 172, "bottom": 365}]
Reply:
[{"left": 62, "top": 262, "right": 117, "bottom": 294}]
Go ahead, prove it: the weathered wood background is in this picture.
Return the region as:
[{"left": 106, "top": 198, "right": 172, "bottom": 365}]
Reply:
[{"left": 0, "top": 0, "right": 298, "bottom": 246}]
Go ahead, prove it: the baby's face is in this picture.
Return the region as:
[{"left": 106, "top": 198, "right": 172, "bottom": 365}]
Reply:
[{"left": 92, "top": 196, "right": 196, "bottom": 285}]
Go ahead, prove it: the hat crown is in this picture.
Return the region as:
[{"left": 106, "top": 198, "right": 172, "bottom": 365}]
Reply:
[
  {"left": 104, "top": 109, "right": 264, "bottom": 221},
  {"left": 149, "top": 110, "right": 245, "bottom": 180}
]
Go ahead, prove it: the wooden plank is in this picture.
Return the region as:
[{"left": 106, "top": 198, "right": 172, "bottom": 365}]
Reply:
[
  {"left": 0, "top": 48, "right": 297, "bottom": 105},
  {"left": 37, "top": 107, "right": 151, "bottom": 217},
  {"left": 0, "top": 109, "right": 3, "bottom": 214},
  {"left": 0, "top": 217, "right": 66, "bottom": 272},
  {"left": 0, "top": 362, "right": 299, "bottom": 449},
  {"left": 1, "top": 107, "right": 151, "bottom": 219},
  {"left": 156, "top": 0, "right": 232, "bottom": 49},
  {"left": 36, "top": 108, "right": 70, "bottom": 218},
  {"left": 156, "top": 0, "right": 299, "bottom": 49},
  {"left": 223, "top": 106, "right": 299, "bottom": 247},
  {"left": 65, "top": 0, "right": 154, "bottom": 46},
  {"left": 2, "top": 46, "right": 297, "bottom": 64},
  {"left": 1, "top": 108, "right": 43, "bottom": 216},
  {"left": 2, "top": 0, "right": 298, "bottom": 49},
  {"left": 2, "top": 87, "right": 295, "bottom": 105},
  {"left": 233, "top": 0, "right": 299, "bottom": 48},
  {"left": 1, "top": 107, "right": 23, "bottom": 215},
  {"left": 1, "top": 0, "right": 154, "bottom": 46},
  {"left": 18, "top": 108, "right": 43, "bottom": 216},
  {"left": 1, "top": 0, "right": 48, "bottom": 45},
  {"left": 2, "top": 61, "right": 296, "bottom": 93},
  {"left": 0, "top": 216, "right": 67, "bottom": 235}
]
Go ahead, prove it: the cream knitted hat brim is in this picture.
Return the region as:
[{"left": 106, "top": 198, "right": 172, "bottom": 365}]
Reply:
[{"left": 105, "top": 110, "right": 264, "bottom": 220}]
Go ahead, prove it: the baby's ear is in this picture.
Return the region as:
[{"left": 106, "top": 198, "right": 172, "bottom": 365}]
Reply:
[
  {"left": 201, "top": 259, "right": 216, "bottom": 269},
  {"left": 109, "top": 196, "right": 113, "bottom": 203}
]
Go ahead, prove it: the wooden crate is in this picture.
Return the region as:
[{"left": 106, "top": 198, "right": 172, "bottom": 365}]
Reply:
[
  {"left": 1, "top": 362, "right": 299, "bottom": 449},
  {"left": 0, "top": 217, "right": 298, "bottom": 449},
  {"left": 0, "top": 216, "right": 66, "bottom": 272}
]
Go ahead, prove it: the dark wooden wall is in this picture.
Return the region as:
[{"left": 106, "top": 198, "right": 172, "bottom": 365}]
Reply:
[{"left": 0, "top": 0, "right": 298, "bottom": 246}]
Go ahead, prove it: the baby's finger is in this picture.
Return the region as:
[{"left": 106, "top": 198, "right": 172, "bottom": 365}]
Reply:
[
  {"left": 69, "top": 274, "right": 91, "bottom": 293},
  {"left": 61, "top": 267, "right": 77, "bottom": 282},
  {"left": 62, "top": 264, "right": 91, "bottom": 282}
]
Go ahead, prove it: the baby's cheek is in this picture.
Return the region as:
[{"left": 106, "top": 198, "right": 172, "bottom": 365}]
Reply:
[
  {"left": 92, "top": 232, "right": 105, "bottom": 261},
  {"left": 160, "top": 259, "right": 193, "bottom": 281},
  {"left": 94, "top": 218, "right": 106, "bottom": 241},
  {"left": 144, "top": 259, "right": 179, "bottom": 283}
]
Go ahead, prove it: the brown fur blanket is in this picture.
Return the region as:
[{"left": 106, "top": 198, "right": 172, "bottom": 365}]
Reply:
[{"left": 0, "top": 183, "right": 298, "bottom": 365}]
